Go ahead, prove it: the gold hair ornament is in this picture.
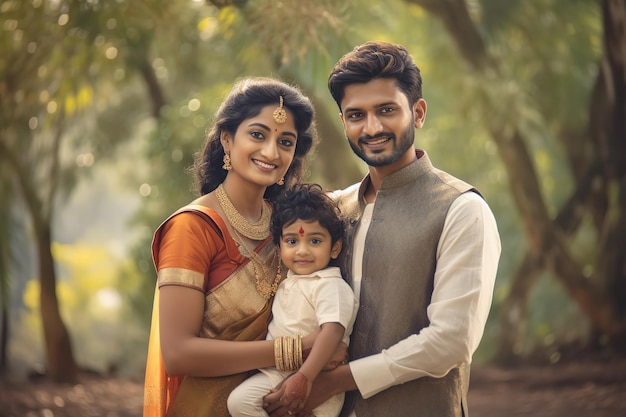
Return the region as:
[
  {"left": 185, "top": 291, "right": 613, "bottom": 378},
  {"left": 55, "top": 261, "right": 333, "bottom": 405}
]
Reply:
[{"left": 272, "top": 96, "right": 287, "bottom": 124}]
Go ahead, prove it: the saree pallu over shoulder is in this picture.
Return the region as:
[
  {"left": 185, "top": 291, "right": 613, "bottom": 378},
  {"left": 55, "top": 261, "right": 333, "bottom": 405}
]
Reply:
[{"left": 143, "top": 205, "right": 278, "bottom": 417}]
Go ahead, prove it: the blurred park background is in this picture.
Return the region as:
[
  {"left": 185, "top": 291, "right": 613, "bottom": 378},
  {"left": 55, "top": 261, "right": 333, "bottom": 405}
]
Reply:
[{"left": 1, "top": 0, "right": 626, "bottom": 414}]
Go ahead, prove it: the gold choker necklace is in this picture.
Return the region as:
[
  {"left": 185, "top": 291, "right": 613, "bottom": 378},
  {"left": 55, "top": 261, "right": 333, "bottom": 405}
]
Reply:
[{"left": 215, "top": 184, "right": 271, "bottom": 241}]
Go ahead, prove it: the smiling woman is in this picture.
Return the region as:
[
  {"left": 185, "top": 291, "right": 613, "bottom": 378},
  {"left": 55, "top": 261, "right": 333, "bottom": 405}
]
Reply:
[
  {"left": 142, "top": 77, "right": 320, "bottom": 417},
  {"left": 219, "top": 104, "right": 298, "bottom": 192}
]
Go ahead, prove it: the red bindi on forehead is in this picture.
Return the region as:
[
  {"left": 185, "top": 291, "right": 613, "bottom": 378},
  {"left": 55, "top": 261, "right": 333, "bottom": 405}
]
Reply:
[{"left": 299, "top": 225, "right": 304, "bottom": 237}]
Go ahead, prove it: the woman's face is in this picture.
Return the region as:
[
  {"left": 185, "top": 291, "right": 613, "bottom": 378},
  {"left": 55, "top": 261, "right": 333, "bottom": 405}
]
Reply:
[{"left": 222, "top": 105, "right": 298, "bottom": 187}]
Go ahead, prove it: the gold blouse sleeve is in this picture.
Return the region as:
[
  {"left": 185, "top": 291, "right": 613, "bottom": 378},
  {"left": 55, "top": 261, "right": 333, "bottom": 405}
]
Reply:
[{"left": 152, "top": 209, "right": 240, "bottom": 292}]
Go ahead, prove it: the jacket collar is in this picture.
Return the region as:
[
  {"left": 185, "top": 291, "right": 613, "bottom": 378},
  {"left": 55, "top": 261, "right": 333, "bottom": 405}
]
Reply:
[{"left": 357, "top": 148, "right": 432, "bottom": 203}]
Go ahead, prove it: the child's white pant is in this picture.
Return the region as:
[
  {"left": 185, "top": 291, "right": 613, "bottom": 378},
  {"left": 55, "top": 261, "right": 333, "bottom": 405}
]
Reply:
[{"left": 227, "top": 368, "right": 344, "bottom": 417}]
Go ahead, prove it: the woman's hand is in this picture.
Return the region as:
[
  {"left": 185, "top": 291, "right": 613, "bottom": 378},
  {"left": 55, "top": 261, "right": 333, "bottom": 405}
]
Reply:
[
  {"left": 280, "top": 372, "right": 311, "bottom": 411},
  {"left": 264, "top": 365, "right": 350, "bottom": 416},
  {"left": 264, "top": 374, "right": 312, "bottom": 416}
]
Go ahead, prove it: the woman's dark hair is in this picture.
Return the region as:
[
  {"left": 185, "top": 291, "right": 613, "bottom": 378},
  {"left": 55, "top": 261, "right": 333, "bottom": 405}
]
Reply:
[
  {"left": 193, "top": 77, "right": 317, "bottom": 201},
  {"left": 270, "top": 183, "right": 344, "bottom": 246},
  {"left": 328, "top": 41, "right": 423, "bottom": 111}
]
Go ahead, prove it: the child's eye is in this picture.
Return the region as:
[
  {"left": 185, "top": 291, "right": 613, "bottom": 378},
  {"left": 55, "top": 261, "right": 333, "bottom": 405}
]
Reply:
[
  {"left": 285, "top": 238, "right": 296, "bottom": 245},
  {"left": 311, "top": 238, "right": 322, "bottom": 245}
]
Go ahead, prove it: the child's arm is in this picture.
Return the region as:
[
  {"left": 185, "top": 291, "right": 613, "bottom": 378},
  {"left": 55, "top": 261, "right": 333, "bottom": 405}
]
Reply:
[
  {"left": 300, "top": 322, "right": 345, "bottom": 381},
  {"left": 278, "top": 322, "right": 345, "bottom": 411}
]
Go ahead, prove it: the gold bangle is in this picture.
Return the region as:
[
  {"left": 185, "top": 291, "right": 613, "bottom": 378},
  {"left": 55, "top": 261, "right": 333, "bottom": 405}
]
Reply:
[
  {"left": 281, "top": 336, "right": 288, "bottom": 371},
  {"left": 275, "top": 335, "right": 304, "bottom": 372},
  {"left": 274, "top": 336, "right": 284, "bottom": 371},
  {"left": 295, "top": 334, "right": 303, "bottom": 369},
  {"left": 286, "top": 336, "right": 294, "bottom": 371}
]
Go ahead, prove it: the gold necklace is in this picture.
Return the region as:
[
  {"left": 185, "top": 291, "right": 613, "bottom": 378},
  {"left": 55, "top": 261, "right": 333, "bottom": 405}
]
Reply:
[
  {"left": 215, "top": 184, "right": 271, "bottom": 241},
  {"left": 231, "top": 227, "right": 283, "bottom": 300}
]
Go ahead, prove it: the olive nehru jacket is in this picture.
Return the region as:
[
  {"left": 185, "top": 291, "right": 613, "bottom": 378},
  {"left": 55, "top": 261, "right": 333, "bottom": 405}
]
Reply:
[{"left": 334, "top": 150, "right": 478, "bottom": 417}]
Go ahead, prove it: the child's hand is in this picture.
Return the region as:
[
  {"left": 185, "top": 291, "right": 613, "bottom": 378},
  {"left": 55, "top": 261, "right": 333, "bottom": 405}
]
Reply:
[{"left": 279, "top": 372, "right": 312, "bottom": 411}]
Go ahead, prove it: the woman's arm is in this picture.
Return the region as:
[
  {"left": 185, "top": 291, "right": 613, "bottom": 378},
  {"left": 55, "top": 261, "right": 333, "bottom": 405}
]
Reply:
[
  {"left": 155, "top": 212, "right": 318, "bottom": 377},
  {"left": 159, "top": 285, "right": 317, "bottom": 377}
]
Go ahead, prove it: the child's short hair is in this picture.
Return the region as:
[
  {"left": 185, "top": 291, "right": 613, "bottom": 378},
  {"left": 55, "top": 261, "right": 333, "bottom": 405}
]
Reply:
[{"left": 270, "top": 183, "right": 345, "bottom": 246}]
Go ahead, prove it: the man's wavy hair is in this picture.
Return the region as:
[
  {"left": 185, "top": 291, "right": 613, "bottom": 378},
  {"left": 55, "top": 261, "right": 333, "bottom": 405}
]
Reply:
[{"left": 328, "top": 41, "right": 423, "bottom": 111}]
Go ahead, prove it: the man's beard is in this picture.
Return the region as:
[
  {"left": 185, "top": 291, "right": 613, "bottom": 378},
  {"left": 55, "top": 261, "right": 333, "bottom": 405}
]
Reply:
[{"left": 348, "top": 122, "right": 415, "bottom": 167}]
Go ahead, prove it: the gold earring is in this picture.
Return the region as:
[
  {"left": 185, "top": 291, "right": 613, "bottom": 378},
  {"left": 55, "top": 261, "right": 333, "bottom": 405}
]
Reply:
[
  {"left": 277, "top": 177, "right": 285, "bottom": 186},
  {"left": 222, "top": 153, "right": 232, "bottom": 171}
]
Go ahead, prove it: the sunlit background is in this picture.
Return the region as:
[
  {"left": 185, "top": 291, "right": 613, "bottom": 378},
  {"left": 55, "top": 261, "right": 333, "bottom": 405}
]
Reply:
[{"left": 1, "top": 0, "right": 624, "bottom": 386}]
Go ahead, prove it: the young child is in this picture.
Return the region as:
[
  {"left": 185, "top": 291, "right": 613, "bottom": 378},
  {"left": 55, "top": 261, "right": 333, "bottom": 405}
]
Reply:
[{"left": 227, "top": 183, "right": 358, "bottom": 417}]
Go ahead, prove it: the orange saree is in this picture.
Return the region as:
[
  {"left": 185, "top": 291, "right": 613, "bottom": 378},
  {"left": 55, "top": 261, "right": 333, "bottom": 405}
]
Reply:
[{"left": 143, "top": 205, "right": 278, "bottom": 417}]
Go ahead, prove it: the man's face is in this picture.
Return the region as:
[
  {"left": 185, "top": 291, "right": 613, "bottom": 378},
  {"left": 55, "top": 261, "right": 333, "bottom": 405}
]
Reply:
[{"left": 339, "top": 78, "right": 426, "bottom": 170}]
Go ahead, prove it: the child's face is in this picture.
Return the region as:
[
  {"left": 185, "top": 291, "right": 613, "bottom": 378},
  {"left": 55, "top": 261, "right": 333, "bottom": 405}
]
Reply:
[{"left": 279, "top": 219, "right": 342, "bottom": 276}]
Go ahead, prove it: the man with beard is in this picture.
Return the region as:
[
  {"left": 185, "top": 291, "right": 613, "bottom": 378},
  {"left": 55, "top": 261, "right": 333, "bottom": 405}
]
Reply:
[{"left": 264, "top": 41, "right": 501, "bottom": 417}]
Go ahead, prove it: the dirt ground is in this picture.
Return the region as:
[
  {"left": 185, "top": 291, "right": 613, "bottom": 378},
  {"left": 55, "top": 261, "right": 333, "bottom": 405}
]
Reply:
[{"left": 1, "top": 355, "right": 625, "bottom": 417}]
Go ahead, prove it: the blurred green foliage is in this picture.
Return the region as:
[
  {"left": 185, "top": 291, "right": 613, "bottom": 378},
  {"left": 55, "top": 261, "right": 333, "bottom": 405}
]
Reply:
[{"left": 1, "top": 0, "right": 616, "bottom": 377}]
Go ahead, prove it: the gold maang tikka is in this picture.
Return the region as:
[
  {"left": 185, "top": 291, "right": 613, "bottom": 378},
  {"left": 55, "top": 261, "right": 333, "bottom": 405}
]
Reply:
[{"left": 272, "top": 96, "right": 287, "bottom": 124}]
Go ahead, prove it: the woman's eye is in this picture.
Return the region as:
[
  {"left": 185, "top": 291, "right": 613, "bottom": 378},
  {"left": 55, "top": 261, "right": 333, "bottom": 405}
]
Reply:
[
  {"left": 279, "top": 139, "right": 294, "bottom": 147},
  {"left": 251, "top": 131, "right": 264, "bottom": 139}
]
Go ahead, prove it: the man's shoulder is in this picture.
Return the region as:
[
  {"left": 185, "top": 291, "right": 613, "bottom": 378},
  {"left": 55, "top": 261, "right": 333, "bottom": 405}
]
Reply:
[
  {"left": 429, "top": 166, "right": 477, "bottom": 196},
  {"left": 329, "top": 183, "right": 362, "bottom": 221},
  {"left": 330, "top": 182, "right": 360, "bottom": 201}
]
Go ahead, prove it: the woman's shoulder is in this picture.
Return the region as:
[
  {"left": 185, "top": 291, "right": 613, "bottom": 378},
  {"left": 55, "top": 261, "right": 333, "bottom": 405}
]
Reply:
[
  {"left": 152, "top": 204, "right": 245, "bottom": 277},
  {"left": 179, "top": 204, "right": 226, "bottom": 232}
]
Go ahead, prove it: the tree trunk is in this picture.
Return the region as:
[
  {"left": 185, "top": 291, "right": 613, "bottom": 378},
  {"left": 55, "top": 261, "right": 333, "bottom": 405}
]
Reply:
[
  {"left": 407, "top": 0, "right": 626, "bottom": 352},
  {"left": 305, "top": 89, "right": 365, "bottom": 189},
  {"left": 497, "top": 252, "right": 544, "bottom": 364},
  {"left": 598, "top": 0, "right": 626, "bottom": 349},
  {"left": 137, "top": 58, "right": 167, "bottom": 120},
  {"left": 38, "top": 224, "right": 78, "bottom": 383},
  {"left": 0, "top": 303, "right": 7, "bottom": 372},
  {"left": 0, "top": 134, "right": 79, "bottom": 382}
]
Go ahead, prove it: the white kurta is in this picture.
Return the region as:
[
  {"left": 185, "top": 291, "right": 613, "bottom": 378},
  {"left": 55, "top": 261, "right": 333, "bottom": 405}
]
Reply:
[
  {"left": 228, "top": 266, "right": 359, "bottom": 417},
  {"left": 349, "top": 192, "right": 500, "bottom": 411}
]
